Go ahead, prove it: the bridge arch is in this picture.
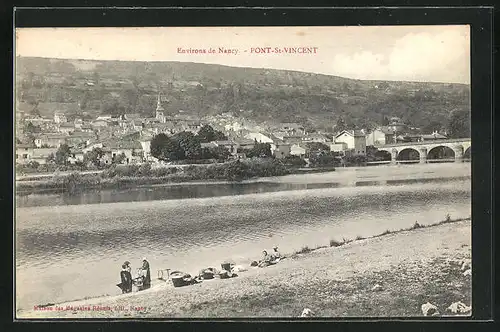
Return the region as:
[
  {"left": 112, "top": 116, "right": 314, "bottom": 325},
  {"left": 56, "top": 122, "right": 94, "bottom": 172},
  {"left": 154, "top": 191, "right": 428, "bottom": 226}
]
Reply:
[
  {"left": 427, "top": 145, "right": 456, "bottom": 163},
  {"left": 374, "top": 150, "right": 391, "bottom": 161},
  {"left": 463, "top": 146, "right": 471, "bottom": 161},
  {"left": 396, "top": 148, "right": 420, "bottom": 163}
]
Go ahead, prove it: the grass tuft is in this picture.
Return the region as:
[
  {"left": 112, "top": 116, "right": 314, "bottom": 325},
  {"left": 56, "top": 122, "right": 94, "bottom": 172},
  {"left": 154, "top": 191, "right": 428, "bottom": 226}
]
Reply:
[
  {"left": 329, "top": 239, "right": 344, "bottom": 247},
  {"left": 294, "top": 246, "right": 312, "bottom": 255}
]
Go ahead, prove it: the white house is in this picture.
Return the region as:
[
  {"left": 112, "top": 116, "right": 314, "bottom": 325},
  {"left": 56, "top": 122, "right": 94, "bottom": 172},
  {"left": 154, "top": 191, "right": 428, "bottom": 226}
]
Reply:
[
  {"left": 365, "top": 127, "right": 395, "bottom": 146},
  {"left": 334, "top": 130, "right": 366, "bottom": 155},
  {"left": 329, "top": 142, "right": 348, "bottom": 155},
  {"left": 54, "top": 112, "right": 67, "bottom": 124},
  {"left": 139, "top": 136, "right": 153, "bottom": 161}
]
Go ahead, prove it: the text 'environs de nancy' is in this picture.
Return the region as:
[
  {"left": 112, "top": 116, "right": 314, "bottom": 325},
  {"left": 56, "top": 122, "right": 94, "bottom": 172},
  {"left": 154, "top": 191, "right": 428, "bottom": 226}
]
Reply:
[{"left": 177, "top": 47, "right": 319, "bottom": 55}]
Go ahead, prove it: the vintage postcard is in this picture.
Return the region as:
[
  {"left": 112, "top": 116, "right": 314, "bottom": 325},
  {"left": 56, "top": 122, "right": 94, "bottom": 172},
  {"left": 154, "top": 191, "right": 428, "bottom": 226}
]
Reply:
[{"left": 15, "top": 25, "right": 471, "bottom": 319}]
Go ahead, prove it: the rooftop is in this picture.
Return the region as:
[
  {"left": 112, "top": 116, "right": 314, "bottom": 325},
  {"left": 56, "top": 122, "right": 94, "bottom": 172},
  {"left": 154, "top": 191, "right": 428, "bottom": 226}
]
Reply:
[
  {"left": 17, "top": 143, "right": 34, "bottom": 149},
  {"left": 102, "top": 140, "right": 143, "bottom": 150},
  {"left": 212, "top": 140, "right": 236, "bottom": 145},
  {"left": 335, "top": 130, "right": 365, "bottom": 138}
]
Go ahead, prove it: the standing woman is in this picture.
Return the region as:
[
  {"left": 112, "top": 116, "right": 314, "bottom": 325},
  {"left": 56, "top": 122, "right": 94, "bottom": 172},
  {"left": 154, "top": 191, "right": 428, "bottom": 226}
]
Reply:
[
  {"left": 141, "top": 257, "right": 151, "bottom": 290},
  {"left": 119, "top": 263, "right": 133, "bottom": 293}
]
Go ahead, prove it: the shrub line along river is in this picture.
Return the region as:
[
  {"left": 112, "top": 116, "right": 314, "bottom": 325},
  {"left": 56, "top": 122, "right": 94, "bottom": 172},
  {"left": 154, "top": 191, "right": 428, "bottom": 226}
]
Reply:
[{"left": 15, "top": 163, "right": 471, "bottom": 310}]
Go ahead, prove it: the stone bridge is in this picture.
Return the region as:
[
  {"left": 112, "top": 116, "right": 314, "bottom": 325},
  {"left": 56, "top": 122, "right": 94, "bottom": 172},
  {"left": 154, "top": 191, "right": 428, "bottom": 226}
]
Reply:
[{"left": 375, "top": 138, "right": 471, "bottom": 164}]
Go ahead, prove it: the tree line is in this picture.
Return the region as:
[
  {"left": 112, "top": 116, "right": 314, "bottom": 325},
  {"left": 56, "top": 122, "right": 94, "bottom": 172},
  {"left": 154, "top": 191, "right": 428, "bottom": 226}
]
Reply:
[{"left": 150, "top": 124, "right": 278, "bottom": 162}]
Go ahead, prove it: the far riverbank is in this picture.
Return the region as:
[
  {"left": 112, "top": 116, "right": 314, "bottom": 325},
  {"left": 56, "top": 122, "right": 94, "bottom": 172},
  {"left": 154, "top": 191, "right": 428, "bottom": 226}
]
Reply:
[
  {"left": 16, "top": 162, "right": 470, "bottom": 197},
  {"left": 17, "top": 159, "right": 337, "bottom": 195}
]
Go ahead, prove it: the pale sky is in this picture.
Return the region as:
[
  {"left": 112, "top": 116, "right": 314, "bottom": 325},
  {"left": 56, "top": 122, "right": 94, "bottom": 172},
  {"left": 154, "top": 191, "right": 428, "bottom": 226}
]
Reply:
[{"left": 15, "top": 26, "right": 470, "bottom": 84}]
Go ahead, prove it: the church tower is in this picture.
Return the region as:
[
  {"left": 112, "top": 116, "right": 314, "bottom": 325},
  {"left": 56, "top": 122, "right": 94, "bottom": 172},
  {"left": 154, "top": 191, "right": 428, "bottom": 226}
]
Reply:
[{"left": 155, "top": 92, "right": 166, "bottom": 123}]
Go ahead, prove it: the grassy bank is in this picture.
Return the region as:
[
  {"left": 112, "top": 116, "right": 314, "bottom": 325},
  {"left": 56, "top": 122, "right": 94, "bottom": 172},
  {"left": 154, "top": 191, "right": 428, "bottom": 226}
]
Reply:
[
  {"left": 16, "top": 159, "right": 326, "bottom": 195},
  {"left": 18, "top": 216, "right": 471, "bottom": 318},
  {"left": 293, "top": 214, "right": 467, "bottom": 256}
]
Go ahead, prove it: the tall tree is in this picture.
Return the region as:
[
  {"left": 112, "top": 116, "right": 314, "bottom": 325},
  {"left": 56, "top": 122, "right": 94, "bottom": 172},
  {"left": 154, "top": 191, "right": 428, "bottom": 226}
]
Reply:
[
  {"left": 24, "top": 122, "right": 41, "bottom": 134},
  {"left": 196, "top": 125, "right": 227, "bottom": 143},
  {"left": 381, "top": 115, "right": 389, "bottom": 126},
  {"left": 447, "top": 109, "right": 471, "bottom": 138},
  {"left": 84, "top": 147, "right": 105, "bottom": 166},
  {"left": 247, "top": 142, "right": 272, "bottom": 158},
  {"left": 335, "top": 116, "right": 347, "bottom": 133},
  {"left": 172, "top": 131, "right": 202, "bottom": 160},
  {"left": 55, "top": 144, "right": 71, "bottom": 165},
  {"left": 150, "top": 133, "right": 184, "bottom": 161}
]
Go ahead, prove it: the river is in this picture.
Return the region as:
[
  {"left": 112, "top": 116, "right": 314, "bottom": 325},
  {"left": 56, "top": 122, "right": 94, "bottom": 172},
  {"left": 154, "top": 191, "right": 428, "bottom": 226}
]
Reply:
[{"left": 15, "top": 163, "right": 471, "bottom": 310}]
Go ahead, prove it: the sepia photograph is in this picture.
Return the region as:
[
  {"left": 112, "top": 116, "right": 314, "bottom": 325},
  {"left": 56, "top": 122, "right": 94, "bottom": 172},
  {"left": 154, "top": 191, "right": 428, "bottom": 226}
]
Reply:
[{"left": 14, "top": 25, "right": 472, "bottom": 319}]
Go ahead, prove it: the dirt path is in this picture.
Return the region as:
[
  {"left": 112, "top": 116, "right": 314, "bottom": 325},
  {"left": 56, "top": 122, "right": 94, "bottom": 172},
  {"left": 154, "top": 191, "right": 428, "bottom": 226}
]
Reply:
[{"left": 17, "top": 220, "right": 471, "bottom": 319}]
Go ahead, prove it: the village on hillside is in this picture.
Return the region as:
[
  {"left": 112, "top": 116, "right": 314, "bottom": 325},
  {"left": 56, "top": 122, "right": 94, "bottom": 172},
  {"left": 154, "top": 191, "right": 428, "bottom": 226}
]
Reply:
[{"left": 15, "top": 88, "right": 460, "bottom": 173}]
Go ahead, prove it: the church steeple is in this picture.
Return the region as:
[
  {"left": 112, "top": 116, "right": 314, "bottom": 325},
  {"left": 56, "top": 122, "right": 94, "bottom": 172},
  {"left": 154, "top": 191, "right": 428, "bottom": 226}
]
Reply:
[
  {"left": 156, "top": 92, "right": 164, "bottom": 112},
  {"left": 155, "top": 91, "right": 166, "bottom": 123}
]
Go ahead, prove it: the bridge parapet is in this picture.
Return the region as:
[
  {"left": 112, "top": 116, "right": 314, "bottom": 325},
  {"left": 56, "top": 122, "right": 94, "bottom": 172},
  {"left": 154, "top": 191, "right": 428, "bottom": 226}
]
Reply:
[{"left": 374, "top": 138, "right": 471, "bottom": 149}]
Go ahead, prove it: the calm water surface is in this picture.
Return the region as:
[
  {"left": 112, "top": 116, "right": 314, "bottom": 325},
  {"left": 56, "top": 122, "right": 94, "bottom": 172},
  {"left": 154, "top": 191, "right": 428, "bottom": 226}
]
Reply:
[{"left": 15, "top": 165, "right": 471, "bottom": 310}]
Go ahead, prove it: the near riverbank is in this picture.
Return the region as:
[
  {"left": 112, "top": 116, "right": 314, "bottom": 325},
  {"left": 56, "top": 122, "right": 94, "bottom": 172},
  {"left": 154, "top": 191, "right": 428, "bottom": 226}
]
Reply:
[{"left": 17, "top": 218, "right": 471, "bottom": 318}]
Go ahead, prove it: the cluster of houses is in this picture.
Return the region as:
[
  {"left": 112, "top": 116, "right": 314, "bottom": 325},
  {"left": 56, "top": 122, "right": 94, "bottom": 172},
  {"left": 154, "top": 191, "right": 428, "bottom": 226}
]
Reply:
[{"left": 16, "top": 94, "right": 449, "bottom": 167}]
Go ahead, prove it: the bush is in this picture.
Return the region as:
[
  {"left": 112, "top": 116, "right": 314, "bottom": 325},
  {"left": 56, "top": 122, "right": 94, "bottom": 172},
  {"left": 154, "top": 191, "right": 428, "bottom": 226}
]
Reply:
[
  {"left": 138, "top": 163, "right": 152, "bottom": 177},
  {"left": 112, "top": 165, "right": 140, "bottom": 177},
  {"left": 329, "top": 239, "right": 344, "bottom": 247},
  {"left": 309, "top": 152, "right": 337, "bottom": 167},
  {"left": 344, "top": 155, "right": 368, "bottom": 167},
  {"left": 49, "top": 172, "right": 101, "bottom": 195},
  {"left": 150, "top": 166, "right": 178, "bottom": 177},
  {"left": 294, "top": 246, "right": 312, "bottom": 254},
  {"left": 282, "top": 155, "right": 306, "bottom": 167},
  {"left": 411, "top": 221, "right": 422, "bottom": 229},
  {"left": 27, "top": 161, "right": 40, "bottom": 169}
]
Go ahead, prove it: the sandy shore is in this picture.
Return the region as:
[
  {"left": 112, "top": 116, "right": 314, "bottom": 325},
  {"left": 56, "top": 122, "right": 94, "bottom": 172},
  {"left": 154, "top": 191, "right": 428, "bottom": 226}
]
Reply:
[{"left": 17, "top": 219, "right": 471, "bottom": 319}]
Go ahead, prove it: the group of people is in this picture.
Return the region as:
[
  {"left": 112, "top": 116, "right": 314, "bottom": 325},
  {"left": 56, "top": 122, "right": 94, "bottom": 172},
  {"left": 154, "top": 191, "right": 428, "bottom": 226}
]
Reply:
[
  {"left": 117, "top": 257, "right": 151, "bottom": 294},
  {"left": 117, "top": 246, "right": 283, "bottom": 294},
  {"left": 254, "top": 246, "right": 283, "bottom": 268}
]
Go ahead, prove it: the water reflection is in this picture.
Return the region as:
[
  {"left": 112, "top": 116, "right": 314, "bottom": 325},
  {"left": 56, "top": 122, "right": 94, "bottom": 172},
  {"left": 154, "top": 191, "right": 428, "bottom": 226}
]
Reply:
[{"left": 16, "top": 176, "right": 469, "bottom": 208}]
